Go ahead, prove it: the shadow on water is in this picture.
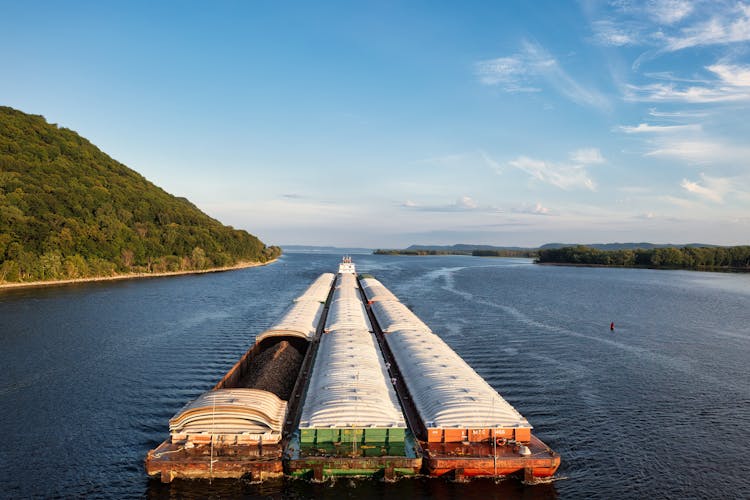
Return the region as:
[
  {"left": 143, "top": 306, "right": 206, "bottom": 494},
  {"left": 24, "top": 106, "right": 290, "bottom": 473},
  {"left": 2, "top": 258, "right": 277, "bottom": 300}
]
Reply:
[{"left": 145, "top": 476, "right": 559, "bottom": 500}]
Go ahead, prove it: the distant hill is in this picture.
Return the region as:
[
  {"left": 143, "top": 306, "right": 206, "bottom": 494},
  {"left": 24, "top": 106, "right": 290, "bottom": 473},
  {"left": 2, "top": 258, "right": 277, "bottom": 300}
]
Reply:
[
  {"left": 539, "top": 242, "right": 716, "bottom": 250},
  {"left": 375, "top": 244, "right": 536, "bottom": 257},
  {"left": 375, "top": 242, "right": 721, "bottom": 259},
  {"left": 282, "top": 245, "right": 372, "bottom": 254},
  {"left": 405, "top": 244, "right": 534, "bottom": 252},
  {"left": 0, "top": 106, "right": 280, "bottom": 283}
]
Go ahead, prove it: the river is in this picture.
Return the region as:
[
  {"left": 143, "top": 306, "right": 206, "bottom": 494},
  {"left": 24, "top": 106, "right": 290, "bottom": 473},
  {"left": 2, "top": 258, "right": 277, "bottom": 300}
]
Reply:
[{"left": 1, "top": 252, "right": 748, "bottom": 499}]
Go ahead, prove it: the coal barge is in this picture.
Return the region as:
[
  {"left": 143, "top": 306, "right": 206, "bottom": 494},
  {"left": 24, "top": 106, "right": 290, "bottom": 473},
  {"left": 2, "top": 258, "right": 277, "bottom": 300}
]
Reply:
[
  {"left": 145, "top": 257, "right": 559, "bottom": 482},
  {"left": 145, "top": 273, "right": 335, "bottom": 482}
]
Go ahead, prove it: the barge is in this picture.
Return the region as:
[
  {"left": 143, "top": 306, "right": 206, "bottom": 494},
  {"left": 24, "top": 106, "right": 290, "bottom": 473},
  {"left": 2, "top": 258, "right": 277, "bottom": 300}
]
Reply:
[
  {"left": 361, "top": 276, "right": 561, "bottom": 481},
  {"left": 145, "top": 273, "right": 335, "bottom": 482},
  {"left": 285, "top": 263, "right": 422, "bottom": 480},
  {"left": 145, "top": 257, "right": 559, "bottom": 483}
]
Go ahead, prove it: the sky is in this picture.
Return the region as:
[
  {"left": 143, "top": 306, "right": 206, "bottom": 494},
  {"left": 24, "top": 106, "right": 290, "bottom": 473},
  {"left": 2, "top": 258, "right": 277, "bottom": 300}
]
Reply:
[{"left": 2, "top": 0, "right": 750, "bottom": 247}]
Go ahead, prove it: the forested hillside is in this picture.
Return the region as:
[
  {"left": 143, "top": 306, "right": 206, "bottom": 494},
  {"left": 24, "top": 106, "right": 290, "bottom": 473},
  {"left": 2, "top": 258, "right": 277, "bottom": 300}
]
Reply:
[
  {"left": 0, "top": 106, "right": 280, "bottom": 283},
  {"left": 537, "top": 245, "right": 750, "bottom": 270}
]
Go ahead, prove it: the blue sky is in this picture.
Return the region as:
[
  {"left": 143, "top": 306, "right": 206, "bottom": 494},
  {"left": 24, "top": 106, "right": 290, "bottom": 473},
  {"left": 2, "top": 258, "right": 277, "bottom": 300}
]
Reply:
[{"left": 3, "top": 1, "right": 749, "bottom": 247}]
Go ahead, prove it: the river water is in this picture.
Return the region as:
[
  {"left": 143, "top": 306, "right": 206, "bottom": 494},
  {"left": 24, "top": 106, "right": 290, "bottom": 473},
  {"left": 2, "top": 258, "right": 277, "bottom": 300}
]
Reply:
[{"left": 1, "top": 252, "right": 749, "bottom": 499}]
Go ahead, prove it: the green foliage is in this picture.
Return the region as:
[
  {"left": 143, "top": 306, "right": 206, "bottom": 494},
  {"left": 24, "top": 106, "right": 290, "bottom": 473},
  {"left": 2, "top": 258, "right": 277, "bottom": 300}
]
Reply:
[
  {"left": 373, "top": 248, "right": 537, "bottom": 257},
  {"left": 537, "top": 245, "right": 750, "bottom": 270},
  {"left": 472, "top": 249, "right": 537, "bottom": 258},
  {"left": 0, "top": 106, "right": 281, "bottom": 283}
]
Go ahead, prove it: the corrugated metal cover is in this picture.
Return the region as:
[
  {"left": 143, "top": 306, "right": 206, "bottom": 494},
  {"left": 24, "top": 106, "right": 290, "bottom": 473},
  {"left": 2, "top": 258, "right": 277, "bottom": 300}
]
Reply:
[
  {"left": 385, "top": 329, "right": 530, "bottom": 429},
  {"left": 332, "top": 284, "right": 360, "bottom": 302},
  {"left": 325, "top": 298, "right": 372, "bottom": 332},
  {"left": 366, "top": 276, "right": 532, "bottom": 431},
  {"left": 299, "top": 328, "right": 406, "bottom": 429},
  {"left": 336, "top": 272, "right": 358, "bottom": 290},
  {"left": 360, "top": 278, "right": 398, "bottom": 302},
  {"left": 371, "top": 301, "right": 431, "bottom": 333},
  {"left": 295, "top": 273, "right": 335, "bottom": 302},
  {"left": 256, "top": 300, "right": 323, "bottom": 343},
  {"left": 169, "top": 388, "right": 287, "bottom": 437}
]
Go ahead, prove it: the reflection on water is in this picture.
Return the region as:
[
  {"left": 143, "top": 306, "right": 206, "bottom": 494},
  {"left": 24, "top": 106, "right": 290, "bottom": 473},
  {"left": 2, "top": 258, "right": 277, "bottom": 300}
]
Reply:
[{"left": 2, "top": 253, "right": 749, "bottom": 499}]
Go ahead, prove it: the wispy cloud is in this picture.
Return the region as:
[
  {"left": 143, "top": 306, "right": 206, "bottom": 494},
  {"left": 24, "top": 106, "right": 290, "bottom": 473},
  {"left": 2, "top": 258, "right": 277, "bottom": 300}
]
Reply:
[
  {"left": 680, "top": 174, "right": 733, "bottom": 203},
  {"left": 660, "top": 194, "right": 701, "bottom": 209},
  {"left": 590, "top": 19, "right": 639, "bottom": 46},
  {"left": 507, "top": 148, "right": 605, "bottom": 191},
  {"left": 512, "top": 202, "right": 557, "bottom": 216},
  {"left": 707, "top": 63, "right": 750, "bottom": 87},
  {"left": 647, "top": 0, "right": 695, "bottom": 25},
  {"left": 644, "top": 138, "right": 750, "bottom": 164},
  {"left": 475, "top": 40, "right": 610, "bottom": 109},
  {"left": 569, "top": 148, "right": 606, "bottom": 164},
  {"left": 414, "top": 150, "right": 504, "bottom": 173},
  {"left": 648, "top": 108, "right": 710, "bottom": 119},
  {"left": 474, "top": 55, "right": 542, "bottom": 92},
  {"left": 480, "top": 150, "right": 503, "bottom": 173},
  {"left": 664, "top": 3, "right": 750, "bottom": 51},
  {"left": 401, "top": 196, "right": 501, "bottom": 213},
  {"left": 625, "top": 62, "right": 750, "bottom": 102},
  {"left": 618, "top": 122, "right": 702, "bottom": 133}
]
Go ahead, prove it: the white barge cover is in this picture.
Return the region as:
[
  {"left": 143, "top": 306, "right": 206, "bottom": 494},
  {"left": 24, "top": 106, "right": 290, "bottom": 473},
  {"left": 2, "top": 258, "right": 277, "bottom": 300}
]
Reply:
[
  {"left": 325, "top": 298, "right": 372, "bottom": 332},
  {"left": 360, "top": 277, "right": 398, "bottom": 303},
  {"left": 169, "top": 388, "right": 287, "bottom": 443},
  {"left": 298, "top": 328, "right": 406, "bottom": 429},
  {"left": 384, "top": 329, "right": 530, "bottom": 430},
  {"left": 370, "top": 300, "right": 430, "bottom": 333},
  {"left": 295, "top": 273, "right": 335, "bottom": 303},
  {"left": 255, "top": 300, "right": 324, "bottom": 343}
]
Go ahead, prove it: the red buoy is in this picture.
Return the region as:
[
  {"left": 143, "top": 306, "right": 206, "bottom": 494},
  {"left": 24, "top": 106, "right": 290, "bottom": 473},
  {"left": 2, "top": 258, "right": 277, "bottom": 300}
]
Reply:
[{"left": 610, "top": 322, "right": 615, "bottom": 331}]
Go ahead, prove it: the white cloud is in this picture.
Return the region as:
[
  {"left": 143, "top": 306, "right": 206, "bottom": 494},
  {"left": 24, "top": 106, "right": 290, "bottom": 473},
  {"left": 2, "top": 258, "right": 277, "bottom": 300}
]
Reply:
[
  {"left": 591, "top": 20, "right": 638, "bottom": 46},
  {"left": 660, "top": 194, "right": 701, "bottom": 209},
  {"left": 457, "top": 196, "right": 479, "bottom": 209},
  {"left": 707, "top": 63, "right": 750, "bottom": 87},
  {"left": 475, "top": 40, "right": 610, "bottom": 109},
  {"left": 647, "top": 0, "right": 695, "bottom": 25},
  {"left": 665, "top": 3, "right": 750, "bottom": 51},
  {"left": 480, "top": 150, "right": 503, "bottom": 173},
  {"left": 570, "top": 148, "right": 606, "bottom": 164},
  {"left": 624, "top": 79, "right": 750, "bottom": 103},
  {"left": 618, "top": 122, "right": 701, "bottom": 133},
  {"left": 513, "top": 202, "right": 557, "bottom": 216},
  {"left": 474, "top": 56, "right": 541, "bottom": 92},
  {"left": 508, "top": 150, "right": 602, "bottom": 191},
  {"left": 401, "top": 196, "right": 499, "bottom": 213},
  {"left": 644, "top": 138, "right": 750, "bottom": 163},
  {"left": 648, "top": 108, "right": 709, "bottom": 118},
  {"left": 680, "top": 174, "right": 732, "bottom": 203}
]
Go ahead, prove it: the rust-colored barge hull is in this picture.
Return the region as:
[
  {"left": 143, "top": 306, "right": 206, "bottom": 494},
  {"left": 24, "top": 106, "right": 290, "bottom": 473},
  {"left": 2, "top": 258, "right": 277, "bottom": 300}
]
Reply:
[
  {"left": 423, "top": 435, "right": 560, "bottom": 480},
  {"left": 145, "top": 442, "right": 283, "bottom": 483}
]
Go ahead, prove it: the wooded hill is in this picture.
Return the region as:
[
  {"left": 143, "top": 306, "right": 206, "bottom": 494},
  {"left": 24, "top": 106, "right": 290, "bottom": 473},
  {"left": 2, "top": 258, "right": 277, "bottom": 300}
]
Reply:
[
  {"left": 537, "top": 245, "right": 750, "bottom": 270},
  {"left": 0, "top": 106, "right": 280, "bottom": 283}
]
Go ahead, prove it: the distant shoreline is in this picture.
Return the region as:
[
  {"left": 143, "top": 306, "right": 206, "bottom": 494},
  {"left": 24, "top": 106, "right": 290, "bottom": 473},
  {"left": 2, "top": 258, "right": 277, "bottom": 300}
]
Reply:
[
  {"left": 0, "top": 258, "right": 278, "bottom": 291},
  {"left": 536, "top": 261, "right": 750, "bottom": 273}
]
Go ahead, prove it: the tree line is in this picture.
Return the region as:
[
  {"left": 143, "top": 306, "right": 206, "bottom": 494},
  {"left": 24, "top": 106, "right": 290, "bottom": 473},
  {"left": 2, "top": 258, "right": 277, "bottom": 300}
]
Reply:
[
  {"left": 0, "top": 106, "right": 280, "bottom": 283},
  {"left": 536, "top": 245, "right": 750, "bottom": 270}
]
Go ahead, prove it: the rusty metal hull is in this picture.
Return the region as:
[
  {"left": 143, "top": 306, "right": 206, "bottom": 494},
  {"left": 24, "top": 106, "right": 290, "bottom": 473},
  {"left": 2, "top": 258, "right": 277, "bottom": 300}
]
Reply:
[
  {"left": 145, "top": 441, "right": 283, "bottom": 482},
  {"left": 422, "top": 435, "right": 560, "bottom": 479},
  {"left": 286, "top": 456, "right": 422, "bottom": 480}
]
